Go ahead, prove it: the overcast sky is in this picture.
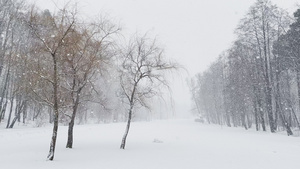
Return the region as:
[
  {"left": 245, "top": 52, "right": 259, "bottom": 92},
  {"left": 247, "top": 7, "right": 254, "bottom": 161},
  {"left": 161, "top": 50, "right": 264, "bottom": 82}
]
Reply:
[{"left": 30, "top": 0, "right": 299, "bottom": 117}]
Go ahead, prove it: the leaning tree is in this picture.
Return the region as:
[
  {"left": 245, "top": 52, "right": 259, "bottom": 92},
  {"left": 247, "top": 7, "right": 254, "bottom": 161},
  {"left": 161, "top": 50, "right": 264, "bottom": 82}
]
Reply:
[{"left": 119, "top": 34, "right": 177, "bottom": 149}]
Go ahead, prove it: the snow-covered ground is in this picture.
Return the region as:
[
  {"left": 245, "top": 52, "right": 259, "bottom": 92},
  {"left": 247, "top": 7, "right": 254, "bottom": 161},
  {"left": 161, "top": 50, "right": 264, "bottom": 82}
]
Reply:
[{"left": 1, "top": 119, "right": 300, "bottom": 169}]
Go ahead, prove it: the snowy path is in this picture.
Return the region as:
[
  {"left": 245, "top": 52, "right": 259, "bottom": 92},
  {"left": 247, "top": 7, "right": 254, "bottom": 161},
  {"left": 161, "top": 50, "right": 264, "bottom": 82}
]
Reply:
[{"left": 1, "top": 119, "right": 300, "bottom": 169}]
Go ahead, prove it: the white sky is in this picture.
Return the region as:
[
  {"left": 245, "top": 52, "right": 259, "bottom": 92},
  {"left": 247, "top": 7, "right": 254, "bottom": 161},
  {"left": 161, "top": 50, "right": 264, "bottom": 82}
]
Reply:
[{"left": 29, "top": 0, "right": 299, "bottom": 117}]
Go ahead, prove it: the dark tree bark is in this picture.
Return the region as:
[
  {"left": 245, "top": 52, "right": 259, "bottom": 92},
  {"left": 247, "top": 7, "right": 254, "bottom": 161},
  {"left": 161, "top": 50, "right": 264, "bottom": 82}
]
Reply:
[
  {"left": 66, "top": 92, "right": 80, "bottom": 148},
  {"left": 0, "top": 68, "right": 10, "bottom": 123},
  {"left": 47, "top": 53, "right": 59, "bottom": 161},
  {"left": 278, "top": 103, "right": 293, "bottom": 136},
  {"left": 253, "top": 98, "right": 259, "bottom": 131},
  {"left": 120, "top": 81, "right": 137, "bottom": 149},
  {"left": 120, "top": 105, "right": 133, "bottom": 149},
  {"left": 258, "top": 96, "right": 266, "bottom": 132},
  {"left": 9, "top": 99, "right": 26, "bottom": 128},
  {"left": 263, "top": 35, "right": 276, "bottom": 133},
  {"left": 27, "top": 7, "right": 76, "bottom": 160}
]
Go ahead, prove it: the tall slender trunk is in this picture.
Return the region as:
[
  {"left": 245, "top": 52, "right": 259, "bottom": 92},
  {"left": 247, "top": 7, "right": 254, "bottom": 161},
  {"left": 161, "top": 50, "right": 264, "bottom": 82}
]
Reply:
[
  {"left": 296, "top": 69, "right": 300, "bottom": 113},
  {"left": 22, "top": 101, "right": 27, "bottom": 124},
  {"left": 255, "top": 68, "right": 266, "bottom": 131},
  {"left": 251, "top": 55, "right": 260, "bottom": 131},
  {"left": 254, "top": 27, "right": 266, "bottom": 132},
  {"left": 253, "top": 98, "right": 259, "bottom": 131},
  {"left": 0, "top": 68, "right": 10, "bottom": 123},
  {"left": 274, "top": 55, "right": 281, "bottom": 130},
  {"left": 262, "top": 23, "right": 275, "bottom": 133},
  {"left": 47, "top": 54, "right": 59, "bottom": 161}
]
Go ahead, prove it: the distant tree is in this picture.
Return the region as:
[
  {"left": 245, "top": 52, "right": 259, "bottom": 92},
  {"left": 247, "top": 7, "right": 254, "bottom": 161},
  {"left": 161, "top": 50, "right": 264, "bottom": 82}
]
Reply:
[
  {"left": 192, "top": 0, "right": 295, "bottom": 135},
  {"left": 0, "top": 0, "right": 26, "bottom": 124},
  {"left": 273, "top": 8, "right": 300, "bottom": 132},
  {"left": 119, "top": 34, "right": 177, "bottom": 149},
  {"left": 236, "top": 0, "right": 290, "bottom": 132},
  {"left": 187, "top": 78, "right": 201, "bottom": 116}
]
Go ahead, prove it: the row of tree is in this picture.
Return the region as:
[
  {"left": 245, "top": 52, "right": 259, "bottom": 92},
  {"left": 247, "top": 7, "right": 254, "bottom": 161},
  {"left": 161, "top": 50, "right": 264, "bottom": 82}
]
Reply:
[
  {"left": 0, "top": 0, "right": 176, "bottom": 160},
  {"left": 190, "top": 0, "right": 300, "bottom": 136}
]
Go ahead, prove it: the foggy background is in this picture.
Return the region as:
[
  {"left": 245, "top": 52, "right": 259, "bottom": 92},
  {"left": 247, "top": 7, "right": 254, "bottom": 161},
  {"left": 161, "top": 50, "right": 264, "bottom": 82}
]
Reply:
[{"left": 29, "top": 0, "right": 299, "bottom": 118}]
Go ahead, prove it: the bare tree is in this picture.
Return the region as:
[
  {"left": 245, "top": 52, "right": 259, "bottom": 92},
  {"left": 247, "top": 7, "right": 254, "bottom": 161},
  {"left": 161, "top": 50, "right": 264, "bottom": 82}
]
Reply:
[
  {"left": 0, "top": 0, "right": 26, "bottom": 123},
  {"left": 26, "top": 5, "right": 76, "bottom": 160},
  {"left": 235, "top": 0, "right": 290, "bottom": 132},
  {"left": 62, "top": 18, "right": 120, "bottom": 148},
  {"left": 118, "top": 34, "right": 177, "bottom": 149}
]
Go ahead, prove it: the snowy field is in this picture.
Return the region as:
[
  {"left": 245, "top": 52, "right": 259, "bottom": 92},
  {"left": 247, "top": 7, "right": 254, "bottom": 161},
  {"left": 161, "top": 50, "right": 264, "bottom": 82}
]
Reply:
[{"left": 1, "top": 119, "right": 300, "bottom": 169}]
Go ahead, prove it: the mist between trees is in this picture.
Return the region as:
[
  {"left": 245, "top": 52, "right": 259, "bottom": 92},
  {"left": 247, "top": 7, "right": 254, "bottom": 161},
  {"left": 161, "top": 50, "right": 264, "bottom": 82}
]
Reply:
[
  {"left": 0, "top": 0, "right": 179, "bottom": 160},
  {"left": 190, "top": 0, "right": 300, "bottom": 136}
]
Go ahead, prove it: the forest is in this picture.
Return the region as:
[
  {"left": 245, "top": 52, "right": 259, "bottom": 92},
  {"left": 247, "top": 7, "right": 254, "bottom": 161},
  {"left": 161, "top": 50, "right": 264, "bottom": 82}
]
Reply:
[
  {"left": 190, "top": 0, "right": 300, "bottom": 136},
  {"left": 0, "top": 0, "right": 177, "bottom": 160}
]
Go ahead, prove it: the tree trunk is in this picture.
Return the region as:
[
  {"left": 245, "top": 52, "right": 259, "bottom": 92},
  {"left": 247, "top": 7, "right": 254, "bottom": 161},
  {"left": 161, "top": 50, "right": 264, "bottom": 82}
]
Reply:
[
  {"left": 246, "top": 113, "right": 252, "bottom": 129},
  {"left": 48, "top": 106, "right": 53, "bottom": 123},
  {"left": 47, "top": 55, "right": 59, "bottom": 161},
  {"left": 47, "top": 110, "right": 59, "bottom": 160},
  {"left": 6, "top": 96, "right": 14, "bottom": 128},
  {"left": 296, "top": 69, "right": 300, "bottom": 114},
  {"left": 225, "top": 110, "right": 231, "bottom": 127},
  {"left": 120, "top": 105, "right": 133, "bottom": 149},
  {"left": 9, "top": 98, "right": 24, "bottom": 128},
  {"left": 241, "top": 112, "right": 248, "bottom": 130},
  {"left": 278, "top": 105, "right": 293, "bottom": 136},
  {"left": 291, "top": 106, "right": 300, "bottom": 130},
  {"left": 66, "top": 93, "right": 80, "bottom": 148},
  {"left": 0, "top": 68, "right": 10, "bottom": 123},
  {"left": 273, "top": 55, "right": 282, "bottom": 131},
  {"left": 254, "top": 99, "right": 259, "bottom": 131},
  {"left": 258, "top": 96, "right": 266, "bottom": 131},
  {"left": 22, "top": 101, "right": 27, "bottom": 124},
  {"left": 262, "top": 21, "right": 275, "bottom": 133},
  {"left": 66, "top": 118, "right": 75, "bottom": 148}
]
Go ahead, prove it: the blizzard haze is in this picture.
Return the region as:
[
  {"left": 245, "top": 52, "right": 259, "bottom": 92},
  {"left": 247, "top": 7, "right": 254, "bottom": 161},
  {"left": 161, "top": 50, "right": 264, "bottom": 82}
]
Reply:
[
  {"left": 28, "top": 0, "right": 299, "bottom": 117},
  {"left": 1, "top": 0, "right": 300, "bottom": 168}
]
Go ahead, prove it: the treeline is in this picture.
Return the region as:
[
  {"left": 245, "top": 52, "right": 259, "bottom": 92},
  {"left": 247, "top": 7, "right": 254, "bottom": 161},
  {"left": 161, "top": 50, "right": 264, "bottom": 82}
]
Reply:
[
  {"left": 0, "top": 0, "right": 176, "bottom": 160},
  {"left": 190, "top": 0, "right": 300, "bottom": 135},
  {"left": 0, "top": 1, "right": 123, "bottom": 128}
]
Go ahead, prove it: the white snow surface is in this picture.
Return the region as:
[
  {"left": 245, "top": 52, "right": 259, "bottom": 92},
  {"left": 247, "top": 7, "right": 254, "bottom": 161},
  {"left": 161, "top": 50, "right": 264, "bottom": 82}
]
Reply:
[{"left": 1, "top": 119, "right": 300, "bottom": 169}]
